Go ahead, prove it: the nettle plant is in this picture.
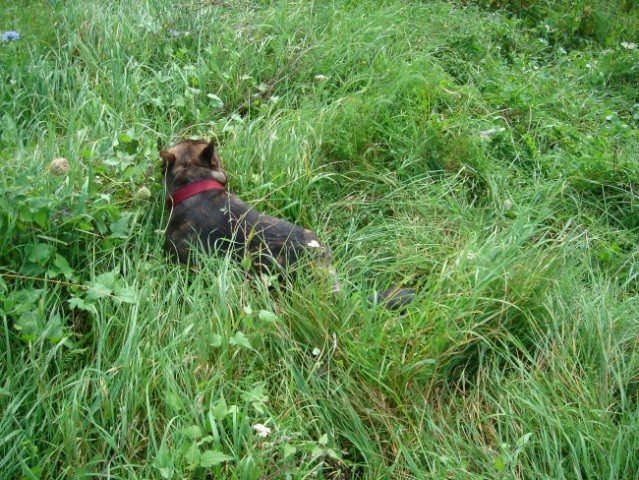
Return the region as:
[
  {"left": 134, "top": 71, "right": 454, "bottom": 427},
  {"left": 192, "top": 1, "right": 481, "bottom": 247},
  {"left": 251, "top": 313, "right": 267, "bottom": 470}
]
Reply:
[{"left": 0, "top": 133, "right": 158, "bottom": 345}]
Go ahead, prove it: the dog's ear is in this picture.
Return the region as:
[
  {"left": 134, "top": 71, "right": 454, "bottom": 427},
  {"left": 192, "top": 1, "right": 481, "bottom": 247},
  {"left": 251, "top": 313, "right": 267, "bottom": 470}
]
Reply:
[
  {"left": 200, "top": 139, "right": 222, "bottom": 169},
  {"left": 160, "top": 150, "right": 176, "bottom": 174}
]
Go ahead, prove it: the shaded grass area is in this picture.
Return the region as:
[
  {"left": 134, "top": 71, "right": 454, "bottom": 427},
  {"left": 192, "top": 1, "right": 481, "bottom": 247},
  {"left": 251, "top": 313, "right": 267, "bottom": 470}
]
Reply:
[{"left": 1, "top": 0, "right": 638, "bottom": 478}]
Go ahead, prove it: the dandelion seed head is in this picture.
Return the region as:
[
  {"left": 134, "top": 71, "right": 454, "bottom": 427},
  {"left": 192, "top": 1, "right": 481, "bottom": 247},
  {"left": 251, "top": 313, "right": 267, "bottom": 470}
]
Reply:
[
  {"left": 135, "top": 186, "right": 152, "bottom": 201},
  {"left": 49, "top": 157, "right": 69, "bottom": 175}
]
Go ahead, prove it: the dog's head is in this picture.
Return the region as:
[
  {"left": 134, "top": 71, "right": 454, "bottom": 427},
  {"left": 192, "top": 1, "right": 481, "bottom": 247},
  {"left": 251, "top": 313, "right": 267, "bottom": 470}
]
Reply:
[{"left": 160, "top": 139, "right": 227, "bottom": 190}]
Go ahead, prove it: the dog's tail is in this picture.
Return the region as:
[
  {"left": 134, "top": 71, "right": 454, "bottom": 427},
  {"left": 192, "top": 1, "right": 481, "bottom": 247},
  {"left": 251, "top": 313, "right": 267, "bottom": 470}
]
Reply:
[{"left": 368, "top": 287, "right": 416, "bottom": 311}]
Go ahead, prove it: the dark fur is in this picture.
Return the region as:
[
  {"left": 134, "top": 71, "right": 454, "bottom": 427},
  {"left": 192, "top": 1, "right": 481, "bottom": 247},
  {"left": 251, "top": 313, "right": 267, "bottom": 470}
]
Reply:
[{"left": 162, "top": 139, "right": 333, "bottom": 282}]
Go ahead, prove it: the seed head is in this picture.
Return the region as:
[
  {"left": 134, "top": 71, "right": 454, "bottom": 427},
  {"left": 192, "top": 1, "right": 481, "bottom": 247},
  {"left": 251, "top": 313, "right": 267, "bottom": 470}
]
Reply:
[
  {"left": 135, "top": 186, "right": 152, "bottom": 201},
  {"left": 49, "top": 157, "right": 70, "bottom": 175}
]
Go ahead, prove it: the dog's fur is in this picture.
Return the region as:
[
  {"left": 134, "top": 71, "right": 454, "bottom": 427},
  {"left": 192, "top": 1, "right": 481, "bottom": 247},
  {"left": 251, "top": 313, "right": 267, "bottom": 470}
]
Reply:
[
  {"left": 161, "top": 139, "right": 335, "bottom": 284},
  {"left": 161, "top": 138, "right": 414, "bottom": 308}
]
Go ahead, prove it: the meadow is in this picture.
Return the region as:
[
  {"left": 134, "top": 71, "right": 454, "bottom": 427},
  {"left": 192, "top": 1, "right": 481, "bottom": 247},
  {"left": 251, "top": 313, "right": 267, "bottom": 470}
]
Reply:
[{"left": 1, "top": 0, "right": 638, "bottom": 478}]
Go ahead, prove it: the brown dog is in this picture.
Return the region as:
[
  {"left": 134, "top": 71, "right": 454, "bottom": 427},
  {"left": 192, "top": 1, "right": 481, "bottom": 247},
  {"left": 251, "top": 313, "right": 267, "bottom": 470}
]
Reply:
[
  {"left": 161, "top": 139, "right": 337, "bottom": 287},
  {"left": 161, "top": 138, "right": 414, "bottom": 308}
]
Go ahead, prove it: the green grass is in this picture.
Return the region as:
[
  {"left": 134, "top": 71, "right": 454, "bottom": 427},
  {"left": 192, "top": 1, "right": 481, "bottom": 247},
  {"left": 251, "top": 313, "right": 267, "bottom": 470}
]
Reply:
[{"left": 1, "top": 0, "right": 638, "bottom": 478}]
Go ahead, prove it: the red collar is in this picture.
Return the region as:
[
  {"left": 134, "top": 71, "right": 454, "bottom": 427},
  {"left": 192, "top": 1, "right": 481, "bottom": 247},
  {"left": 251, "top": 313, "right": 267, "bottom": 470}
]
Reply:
[{"left": 166, "top": 179, "right": 226, "bottom": 210}]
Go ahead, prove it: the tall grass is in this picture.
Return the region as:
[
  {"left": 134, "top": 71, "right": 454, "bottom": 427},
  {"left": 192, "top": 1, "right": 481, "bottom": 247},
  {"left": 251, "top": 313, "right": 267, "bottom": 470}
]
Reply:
[{"left": 1, "top": 0, "right": 638, "bottom": 478}]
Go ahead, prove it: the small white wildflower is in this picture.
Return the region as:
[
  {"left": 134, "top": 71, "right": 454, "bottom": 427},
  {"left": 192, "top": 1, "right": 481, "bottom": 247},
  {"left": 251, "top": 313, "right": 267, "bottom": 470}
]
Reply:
[
  {"left": 49, "top": 157, "right": 69, "bottom": 175},
  {"left": 479, "top": 127, "right": 505, "bottom": 141},
  {"left": 621, "top": 42, "right": 637, "bottom": 50},
  {"left": 253, "top": 424, "right": 271, "bottom": 438},
  {"left": 312, "top": 347, "right": 321, "bottom": 356},
  {"left": 314, "top": 74, "right": 329, "bottom": 82},
  {"left": 168, "top": 29, "right": 189, "bottom": 38},
  {"left": 503, "top": 199, "right": 513, "bottom": 210}
]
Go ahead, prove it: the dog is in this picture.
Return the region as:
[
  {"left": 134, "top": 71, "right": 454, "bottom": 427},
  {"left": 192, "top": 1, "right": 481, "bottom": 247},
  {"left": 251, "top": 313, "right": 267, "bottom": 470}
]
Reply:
[{"left": 161, "top": 138, "right": 415, "bottom": 309}]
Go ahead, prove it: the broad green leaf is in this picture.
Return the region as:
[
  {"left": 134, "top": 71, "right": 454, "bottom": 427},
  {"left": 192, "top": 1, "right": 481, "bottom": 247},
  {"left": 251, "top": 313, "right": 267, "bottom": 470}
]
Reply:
[
  {"left": 211, "top": 397, "right": 228, "bottom": 421},
  {"left": 3, "top": 289, "right": 43, "bottom": 315},
  {"left": 200, "top": 450, "right": 232, "bottom": 468},
  {"left": 184, "top": 441, "right": 201, "bottom": 467},
  {"left": 242, "top": 383, "right": 268, "bottom": 404},
  {"left": 114, "top": 285, "right": 137, "bottom": 303},
  {"left": 182, "top": 425, "right": 203, "bottom": 440},
  {"left": 52, "top": 254, "right": 74, "bottom": 280},
  {"left": 167, "top": 392, "right": 186, "bottom": 411},
  {"left": 326, "top": 448, "right": 342, "bottom": 460},
  {"left": 282, "top": 444, "right": 296, "bottom": 459},
  {"left": 68, "top": 297, "right": 98, "bottom": 316},
  {"left": 15, "top": 311, "right": 42, "bottom": 342},
  {"left": 516, "top": 432, "right": 533, "bottom": 448},
  {"left": 258, "top": 310, "right": 279, "bottom": 322},
  {"left": 229, "top": 331, "right": 252, "bottom": 350},
  {"left": 157, "top": 467, "right": 171, "bottom": 479},
  {"left": 206, "top": 93, "right": 224, "bottom": 109},
  {"left": 87, "top": 271, "right": 117, "bottom": 299},
  {"left": 109, "top": 214, "right": 130, "bottom": 239},
  {"left": 26, "top": 243, "right": 53, "bottom": 266},
  {"left": 46, "top": 313, "right": 67, "bottom": 343}
]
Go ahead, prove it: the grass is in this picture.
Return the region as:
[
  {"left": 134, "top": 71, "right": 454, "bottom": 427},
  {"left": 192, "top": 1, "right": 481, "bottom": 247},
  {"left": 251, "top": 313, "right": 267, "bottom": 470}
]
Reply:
[{"left": 1, "top": 0, "right": 638, "bottom": 478}]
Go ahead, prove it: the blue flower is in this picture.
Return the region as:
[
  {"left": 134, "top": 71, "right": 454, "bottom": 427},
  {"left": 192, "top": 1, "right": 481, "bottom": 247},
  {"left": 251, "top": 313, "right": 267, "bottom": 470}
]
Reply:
[{"left": 1, "top": 31, "right": 20, "bottom": 42}]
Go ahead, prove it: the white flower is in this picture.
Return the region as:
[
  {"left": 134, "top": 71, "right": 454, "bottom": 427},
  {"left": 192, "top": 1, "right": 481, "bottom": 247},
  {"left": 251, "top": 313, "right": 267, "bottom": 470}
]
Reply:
[
  {"left": 253, "top": 423, "right": 271, "bottom": 438},
  {"left": 479, "top": 127, "right": 505, "bottom": 141},
  {"left": 312, "top": 347, "right": 321, "bottom": 356},
  {"left": 621, "top": 42, "right": 637, "bottom": 50}
]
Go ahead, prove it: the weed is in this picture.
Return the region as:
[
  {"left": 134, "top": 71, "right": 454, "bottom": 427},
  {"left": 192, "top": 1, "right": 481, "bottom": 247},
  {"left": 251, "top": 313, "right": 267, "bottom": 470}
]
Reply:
[{"left": 1, "top": 0, "right": 638, "bottom": 478}]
